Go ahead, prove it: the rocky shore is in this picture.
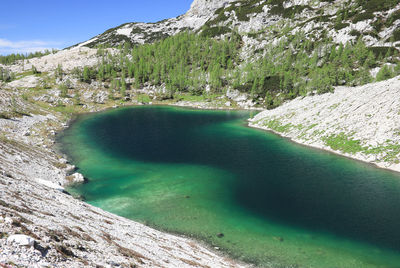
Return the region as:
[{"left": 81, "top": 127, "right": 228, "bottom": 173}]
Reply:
[
  {"left": 0, "top": 106, "right": 247, "bottom": 268},
  {"left": 250, "top": 76, "right": 400, "bottom": 173},
  {"left": 2, "top": 44, "right": 400, "bottom": 267},
  {"left": 0, "top": 48, "right": 252, "bottom": 267}
]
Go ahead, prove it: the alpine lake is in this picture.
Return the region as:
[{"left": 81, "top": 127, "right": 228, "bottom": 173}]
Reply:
[{"left": 59, "top": 106, "right": 400, "bottom": 268}]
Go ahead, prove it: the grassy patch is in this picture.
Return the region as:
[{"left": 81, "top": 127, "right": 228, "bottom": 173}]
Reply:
[
  {"left": 323, "top": 133, "right": 365, "bottom": 154},
  {"left": 366, "top": 143, "right": 400, "bottom": 163},
  {"left": 0, "top": 111, "right": 31, "bottom": 119},
  {"left": 263, "top": 119, "right": 293, "bottom": 133},
  {"left": 136, "top": 94, "right": 151, "bottom": 104}
]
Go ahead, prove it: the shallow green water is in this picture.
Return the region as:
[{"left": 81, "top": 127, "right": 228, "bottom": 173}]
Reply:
[{"left": 60, "top": 106, "right": 400, "bottom": 267}]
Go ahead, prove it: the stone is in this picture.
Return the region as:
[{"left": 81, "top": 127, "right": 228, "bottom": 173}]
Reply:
[
  {"left": 7, "top": 235, "right": 35, "bottom": 247},
  {"left": 70, "top": 172, "right": 85, "bottom": 183},
  {"left": 15, "top": 155, "right": 23, "bottom": 162},
  {"left": 4, "top": 217, "right": 13, "bottom": 225}
]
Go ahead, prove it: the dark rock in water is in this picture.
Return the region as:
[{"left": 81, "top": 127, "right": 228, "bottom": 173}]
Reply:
[
  {"left": 184, "top": 195, "right": 190, "bottom": 199},
  {"left": 62, "top": 190, "right": 71, "bottom": 195},
  {"left": 279, "top": 237, "right": 284, "bottom": 242},
  {"left": 216, "top": 233, "right": 224, "bottom": 238}
]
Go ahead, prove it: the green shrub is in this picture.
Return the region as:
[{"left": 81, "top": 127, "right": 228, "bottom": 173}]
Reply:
[{"left": 376, "top": 65, "right": 394, "bottom": 81}]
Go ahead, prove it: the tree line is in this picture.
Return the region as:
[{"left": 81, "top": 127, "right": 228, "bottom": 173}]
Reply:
[
  {"left": 0, "top": 49, "right": 57, "bottom": 65},
  {"left": 74, "top": 31, "right": 399, "bottom": 107}
]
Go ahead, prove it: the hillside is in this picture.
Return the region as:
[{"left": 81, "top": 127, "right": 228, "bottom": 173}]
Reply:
[
  {"left": 250, "top": 76, "right": 400, "bottom": 172},
  {"left": 1, "top": 0, "right": 400, "bottom": 267},
  {"left": 79, "top": 0, "right": 400, "bottom": 48}
]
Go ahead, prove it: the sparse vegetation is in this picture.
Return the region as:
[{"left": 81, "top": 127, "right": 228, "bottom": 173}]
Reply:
[
  {"left": 323, "top": 133, "right": 365, "bottom": 154},
  {"left": 0, "top": 49, "right": 57, "bottom": 65},
  {"left": 376, "top": 65, "right": 395, "bottom": 81}
]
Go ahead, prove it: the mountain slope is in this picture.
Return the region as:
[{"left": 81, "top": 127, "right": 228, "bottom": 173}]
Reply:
[
  {"left": 250, "top": 75, "right": 400, "bottom": 172},
  {"left": 77, "top": 0, "right": 235, "bottom": 47},
  {"left": 78, "top": 0, "right": 400, "bottom": 49}
]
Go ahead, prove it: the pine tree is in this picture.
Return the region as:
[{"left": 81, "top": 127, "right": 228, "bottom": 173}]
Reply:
[
  {"left": 83, "top": 66, "right": 90, "bottom": 82},
  {"left": 365, "top": 51, "right": 376, "bottom": 68},
  {"left": 55, "top": 64, "right": 63, "bottom": 78},
  {"left": 121, "top": 75, "right": 127, "bottom": 97},
  {"left": 59, "top": 84, "right": 68, "bottom": 98},
  {"left": 74, "top": 90, "right": 81, "bottom": 106},
  {"left": 31, "top": 65, "right": 38, "bottom": 74},
  {"left": 376, "top": 65, "right": 394, "bottom": 81}
]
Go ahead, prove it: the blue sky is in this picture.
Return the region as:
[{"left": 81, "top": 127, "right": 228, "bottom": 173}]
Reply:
[{"left": 0, "top": 0, "right": 193, "bottom": 55}]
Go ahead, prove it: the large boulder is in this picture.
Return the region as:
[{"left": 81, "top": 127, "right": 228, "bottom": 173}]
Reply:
[{"left": 7, "top": 235, "right": 35, "bottom": 247}]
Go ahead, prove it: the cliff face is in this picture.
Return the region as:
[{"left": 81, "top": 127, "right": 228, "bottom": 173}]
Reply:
[{"left": 186, "top": 0, "right": 233, "bottom": 17}]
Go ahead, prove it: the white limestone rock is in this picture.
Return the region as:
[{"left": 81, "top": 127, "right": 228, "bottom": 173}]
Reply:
[
  {"left": 7, "top": 235, "right": 35, "bottom": 247},
  {"left": 70, "top": 172, "right": 85, "bottom": 183}
]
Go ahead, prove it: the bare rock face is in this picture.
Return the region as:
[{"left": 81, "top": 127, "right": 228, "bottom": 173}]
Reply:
[
  {"left": 74, "top": 0, "right": 400, "bottom": 53},
  {"left": 7, "top": 235, "right": 35, "bottom": 247},
  {"left": 186, "top": 0, "right": 233, "bottom": 17},
  {"left": 76, "top": 0, "right": 235, "bottom": 47}
]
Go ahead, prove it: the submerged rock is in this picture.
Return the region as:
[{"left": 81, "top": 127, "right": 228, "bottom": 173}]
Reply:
[{"left": 217, "top": 233, "right": 224, "bottom": 238}]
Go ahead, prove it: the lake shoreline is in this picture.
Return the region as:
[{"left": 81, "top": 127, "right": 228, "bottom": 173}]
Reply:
[
  {"left": 2, "top": 77, "right": 400, "bottom": 266},
  {"left": 61, "top": 104, "right": 400, "bottom": 268},
  {"left": 248, "top": 76, "right": 400, "bottom": 175},
  {"left": 248, "top": 122, "right": 400, "bottom": 174},
  {"left": 0, "top": 100, "right": 251, "bottom": 267}
]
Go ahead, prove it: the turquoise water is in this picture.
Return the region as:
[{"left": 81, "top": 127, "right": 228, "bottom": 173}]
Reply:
[{"left": 60, "top": 106, "right": 400, "bottom": 267}]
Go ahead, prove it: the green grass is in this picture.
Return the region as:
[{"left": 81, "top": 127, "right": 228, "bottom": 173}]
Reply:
[
  {"left": 366, "top": 143, "right": 400, "bottom": 163},
  {"left": 323, "top": 133, "right": 365, "bottom": 154},
  {"left": 136, "top": 94, "right": 151, "bottom": 104},
  {"left": 324, "top": 133, "right": 400, "bottom": 163},
  {"left": 0, "top": 111, "right": 31, "bottom": 119},
  {"left": 15, "top": 70, "right": 36, "bottom": 79},
  {"left": 174, "top": 93, "right": 222, "bottom": 102},
  {"left": 262, "top": 119, "right": 293, "bottom": 133}
]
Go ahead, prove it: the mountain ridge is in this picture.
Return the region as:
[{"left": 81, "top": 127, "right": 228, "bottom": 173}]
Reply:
[{"left": 77, "top": 0, "right": 400, "bottom": 50}]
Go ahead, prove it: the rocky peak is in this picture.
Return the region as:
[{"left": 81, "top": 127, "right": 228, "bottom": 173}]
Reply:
[
  {"left": 77, "top": 0, "right": 400, "bottom": 50},
  {"left": 186, "top": 0, "right": 234, "bottom": 18}
]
